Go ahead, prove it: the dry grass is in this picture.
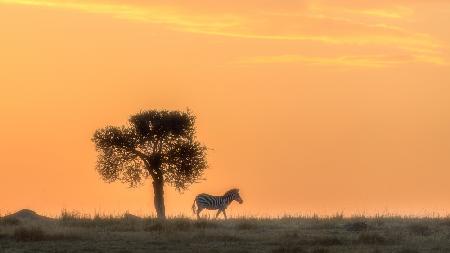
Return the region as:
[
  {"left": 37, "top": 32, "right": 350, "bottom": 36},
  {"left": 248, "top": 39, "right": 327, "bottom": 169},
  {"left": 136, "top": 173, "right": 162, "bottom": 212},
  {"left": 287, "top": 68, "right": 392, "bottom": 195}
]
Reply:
[{"left": 0, "top": 212, "right": 449, "bottom": 252}]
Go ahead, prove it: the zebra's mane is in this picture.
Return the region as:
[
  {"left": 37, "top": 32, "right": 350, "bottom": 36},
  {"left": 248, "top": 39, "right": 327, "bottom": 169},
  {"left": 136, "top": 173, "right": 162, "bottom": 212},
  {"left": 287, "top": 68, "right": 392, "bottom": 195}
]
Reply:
[{"left": 224, "top": 188, "right": 239, "bottom": 196}]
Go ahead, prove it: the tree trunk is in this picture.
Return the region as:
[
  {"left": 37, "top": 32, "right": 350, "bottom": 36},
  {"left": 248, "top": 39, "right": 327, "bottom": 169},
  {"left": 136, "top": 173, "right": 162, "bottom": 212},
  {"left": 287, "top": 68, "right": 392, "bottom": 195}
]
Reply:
[{"left": 152, "top": 179, "right": 166, "bottom": 219}]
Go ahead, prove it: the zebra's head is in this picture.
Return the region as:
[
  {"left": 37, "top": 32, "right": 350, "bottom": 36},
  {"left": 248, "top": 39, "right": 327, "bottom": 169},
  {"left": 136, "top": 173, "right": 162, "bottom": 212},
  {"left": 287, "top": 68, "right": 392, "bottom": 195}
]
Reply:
[{"left": 225, "top": 188, "right": 243, "bottom": 204}]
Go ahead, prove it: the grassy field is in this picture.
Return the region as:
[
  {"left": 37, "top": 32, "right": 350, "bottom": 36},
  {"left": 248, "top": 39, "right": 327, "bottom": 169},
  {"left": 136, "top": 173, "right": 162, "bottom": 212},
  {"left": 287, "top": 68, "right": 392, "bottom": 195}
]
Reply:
[{"left": 0, "top": 210, "right": 449, "bottom": 253}]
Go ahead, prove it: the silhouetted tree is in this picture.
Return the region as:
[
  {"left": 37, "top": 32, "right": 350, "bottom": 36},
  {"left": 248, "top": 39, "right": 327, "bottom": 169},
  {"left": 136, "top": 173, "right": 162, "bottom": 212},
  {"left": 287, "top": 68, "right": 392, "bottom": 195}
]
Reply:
[{"left": 92, "top": 110, "right": 208, "bottom": 219}]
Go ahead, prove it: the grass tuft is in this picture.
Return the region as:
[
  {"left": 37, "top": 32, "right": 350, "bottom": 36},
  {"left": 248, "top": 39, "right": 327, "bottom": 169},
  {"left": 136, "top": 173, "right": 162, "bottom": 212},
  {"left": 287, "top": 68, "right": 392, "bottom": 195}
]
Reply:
[{"left": 235, "top": 220, "right": 258, "bottom": 230}]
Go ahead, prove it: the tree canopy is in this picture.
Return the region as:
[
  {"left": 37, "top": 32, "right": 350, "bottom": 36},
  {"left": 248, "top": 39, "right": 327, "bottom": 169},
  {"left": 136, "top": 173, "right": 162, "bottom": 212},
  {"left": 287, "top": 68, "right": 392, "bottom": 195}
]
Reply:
[{"left": 92, "top": 110, "right": 208, "bottom": 218}]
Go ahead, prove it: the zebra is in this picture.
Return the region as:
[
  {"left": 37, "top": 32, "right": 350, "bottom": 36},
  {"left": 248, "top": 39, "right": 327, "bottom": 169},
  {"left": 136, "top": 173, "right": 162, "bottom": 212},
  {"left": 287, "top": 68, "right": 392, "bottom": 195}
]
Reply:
[{"left": 192, "top": 188, "right": 243, "bottom": 219}]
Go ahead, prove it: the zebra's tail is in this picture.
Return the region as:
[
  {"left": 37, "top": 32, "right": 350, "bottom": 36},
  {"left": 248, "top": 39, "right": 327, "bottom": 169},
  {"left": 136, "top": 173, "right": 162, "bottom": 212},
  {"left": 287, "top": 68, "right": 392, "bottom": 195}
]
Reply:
[{"left": 192, "top": 198, "right": 197, "bottom": 214}]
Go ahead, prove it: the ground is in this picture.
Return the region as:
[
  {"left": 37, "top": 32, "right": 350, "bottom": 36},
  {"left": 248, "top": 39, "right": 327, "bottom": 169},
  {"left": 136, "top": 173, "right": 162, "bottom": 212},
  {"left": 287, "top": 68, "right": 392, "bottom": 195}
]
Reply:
[{"left": 0, "top": 210, "right": 449, "bottom": 253}]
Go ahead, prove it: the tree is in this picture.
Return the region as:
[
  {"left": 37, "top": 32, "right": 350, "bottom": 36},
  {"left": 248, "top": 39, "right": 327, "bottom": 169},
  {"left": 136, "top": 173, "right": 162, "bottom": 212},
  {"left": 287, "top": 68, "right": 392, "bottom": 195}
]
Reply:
[{"left": 92, "top": 110, "right": 208, "bottom": 219}]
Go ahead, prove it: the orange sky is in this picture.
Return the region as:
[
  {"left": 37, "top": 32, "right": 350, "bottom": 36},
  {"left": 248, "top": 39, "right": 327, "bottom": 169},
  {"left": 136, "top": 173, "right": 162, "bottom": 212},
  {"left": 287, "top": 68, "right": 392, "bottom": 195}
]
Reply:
[{"left": 1, "top": 0, "right": 450, "bottom": 217}]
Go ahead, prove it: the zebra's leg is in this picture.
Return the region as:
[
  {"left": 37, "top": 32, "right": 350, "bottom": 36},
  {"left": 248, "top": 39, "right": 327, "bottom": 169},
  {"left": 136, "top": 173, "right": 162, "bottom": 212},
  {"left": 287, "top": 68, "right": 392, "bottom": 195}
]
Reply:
[
  {"left": 223, "top": 209, "right": 227, "bottom": 220},
  {"left": 215, "top": 209, "right": 222, "bottom": 219},
  {"left": 197, "top": 208, "right": 203, "bottom": 219}
]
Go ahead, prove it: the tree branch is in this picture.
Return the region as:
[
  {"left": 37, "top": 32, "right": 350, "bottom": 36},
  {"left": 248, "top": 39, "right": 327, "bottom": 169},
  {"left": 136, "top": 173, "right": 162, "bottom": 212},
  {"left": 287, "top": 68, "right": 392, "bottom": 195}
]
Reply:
[{"left": 127, "top": 148, "right": 158, "bottom": 179}]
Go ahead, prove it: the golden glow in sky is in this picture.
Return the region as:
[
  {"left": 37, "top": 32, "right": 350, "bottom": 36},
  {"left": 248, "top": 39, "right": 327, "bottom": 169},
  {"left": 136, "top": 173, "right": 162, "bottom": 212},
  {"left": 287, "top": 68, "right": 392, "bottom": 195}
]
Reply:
[
  {"left": 0, "top": 0, "right": 447, "bottom": 67},
  {"left": 0, "top": 0, "right": 449, "bottom": 217}
]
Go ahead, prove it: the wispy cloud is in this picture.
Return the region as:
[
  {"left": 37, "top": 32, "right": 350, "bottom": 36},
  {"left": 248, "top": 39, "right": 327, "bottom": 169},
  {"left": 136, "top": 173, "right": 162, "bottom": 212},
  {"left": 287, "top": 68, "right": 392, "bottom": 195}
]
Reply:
[
  {"left": 0, "top": 0, "right": 243, "bottom": 32},
  {"left": 0, "top": 0, "right": 447, "bottom": 67},
  {"left": 309, "top": 3, "right": 414, "bottom": 20},
  {"left": 354, "top": 8, "right": 413, "bottom": 19},
  {"left": 239, "top": 53, "right": 446, "bottom": 68}
]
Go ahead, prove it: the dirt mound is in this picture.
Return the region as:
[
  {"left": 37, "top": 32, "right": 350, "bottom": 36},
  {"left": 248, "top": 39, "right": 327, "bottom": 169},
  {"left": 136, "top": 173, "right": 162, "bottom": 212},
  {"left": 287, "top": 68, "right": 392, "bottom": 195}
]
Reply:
[{"left": 4, "top": 209, "right": 54, "bottom": 222}]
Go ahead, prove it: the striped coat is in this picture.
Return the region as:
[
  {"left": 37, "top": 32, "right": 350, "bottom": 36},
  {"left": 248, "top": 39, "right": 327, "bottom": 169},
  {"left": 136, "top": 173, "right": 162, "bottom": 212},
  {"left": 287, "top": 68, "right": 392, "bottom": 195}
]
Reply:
[{"left": 192, "top": 188, "right": 243, "bottom": 219}]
